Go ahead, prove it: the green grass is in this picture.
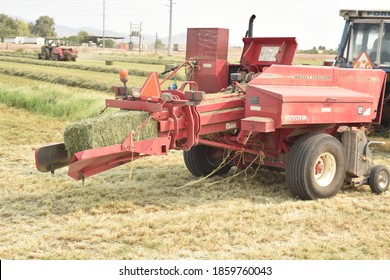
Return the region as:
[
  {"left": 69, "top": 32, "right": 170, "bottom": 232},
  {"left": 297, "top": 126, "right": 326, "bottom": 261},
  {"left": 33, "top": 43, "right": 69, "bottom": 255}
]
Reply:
[
  {"left": 81, "top": 51, "right": 185, "bottom": 65},
  {"left": 0, "top": 59, "right": 184, "bottom": 93},
  {"left": 0, "top": 56, "right": 186, "bottom": 80},
  {"left": 0, "top": 60, "right": 142, "bottom": 91},
  {"left": 0, "top": 74, "right": 110, "bottom": 120}
]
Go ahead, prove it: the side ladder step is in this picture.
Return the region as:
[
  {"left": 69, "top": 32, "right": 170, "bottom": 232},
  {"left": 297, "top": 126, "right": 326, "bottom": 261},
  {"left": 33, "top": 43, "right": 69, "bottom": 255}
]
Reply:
[{"left": 241, "top": 116, "right": 275, "bottom": 133}]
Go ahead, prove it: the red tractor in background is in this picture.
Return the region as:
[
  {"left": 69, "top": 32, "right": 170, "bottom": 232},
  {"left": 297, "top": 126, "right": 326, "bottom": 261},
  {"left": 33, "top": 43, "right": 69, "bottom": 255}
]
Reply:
[{"left": 37, "top": 39, "right": 78, "bottom": 61}]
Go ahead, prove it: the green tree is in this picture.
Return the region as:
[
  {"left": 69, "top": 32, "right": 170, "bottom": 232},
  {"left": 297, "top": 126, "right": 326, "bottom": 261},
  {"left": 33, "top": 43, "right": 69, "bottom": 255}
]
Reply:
[
  {"left": 0, "top": 13, "right": 17, "bottom": 39},
  {"left": 155, "top": 38, "right": 165, "bottom": 50},
  {"left": 30, "top": 16, "right": 56, "bottom": 37},
  {"left": 78, "top": 31, "right": 89, "bottom": 42},
  {"left": 62, "top": 31, "right": 89, "bottom": 45},
  {"left": 16, "top": 20, "right": 30, "bottom": 36},
  {"left": 101, "top": 39, "right": 115, "bottom": 48}
]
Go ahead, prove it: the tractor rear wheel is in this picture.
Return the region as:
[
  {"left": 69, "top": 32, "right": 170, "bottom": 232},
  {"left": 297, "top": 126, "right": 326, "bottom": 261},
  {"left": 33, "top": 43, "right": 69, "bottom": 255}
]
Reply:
[
  {"left": 183, "top": 145, "right": 231, "bottom": 177},
  {"left": 286, "top": 133, "right": 346, "bottom": 200},
  {"left": 43, "top": 48, "right": 50, "bottom": 60},
  {"left": 369, "top": 165, "right": 390, "bottom": 194}
]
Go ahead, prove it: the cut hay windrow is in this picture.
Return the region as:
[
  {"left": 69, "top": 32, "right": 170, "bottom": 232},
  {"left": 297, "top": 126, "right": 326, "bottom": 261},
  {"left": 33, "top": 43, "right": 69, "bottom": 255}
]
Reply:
[
  {"left": 63, "top": 110, "right": 158, "bottom": 157},
  {"left": 0, "top": 57, "right": 186, "bottom": 83},
  {"left": 0, "top": 56, "right": 151, "bottom": 76},
  {"left": 0, "top": 67, "right": 113, "bottom": 92}
]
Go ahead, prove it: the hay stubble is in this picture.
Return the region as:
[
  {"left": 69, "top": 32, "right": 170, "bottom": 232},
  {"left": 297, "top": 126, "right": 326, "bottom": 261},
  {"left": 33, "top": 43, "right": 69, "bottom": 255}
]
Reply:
[{"left": 1, "top": 104, "right": 390, "bottom": 259}]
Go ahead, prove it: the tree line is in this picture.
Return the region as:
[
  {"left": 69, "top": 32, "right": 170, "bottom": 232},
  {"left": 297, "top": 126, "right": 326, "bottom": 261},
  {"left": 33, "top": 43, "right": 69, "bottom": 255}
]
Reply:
[
  {"left": 0, "top": 13, "right": 56, "bottom": 39},
  {"left": 0, "top": 13, "right": 92, "bottom": 46}
]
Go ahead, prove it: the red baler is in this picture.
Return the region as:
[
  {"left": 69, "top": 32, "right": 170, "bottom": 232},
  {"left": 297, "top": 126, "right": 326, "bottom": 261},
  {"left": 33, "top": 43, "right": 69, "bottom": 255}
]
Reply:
[{"left": 35, "top": 16, "right": 389, "bottom": 200}]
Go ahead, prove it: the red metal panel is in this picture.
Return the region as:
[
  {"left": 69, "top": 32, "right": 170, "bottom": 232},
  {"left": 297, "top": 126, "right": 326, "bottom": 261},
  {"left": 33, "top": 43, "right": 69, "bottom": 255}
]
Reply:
[
  {"left": 68, "top": 137, "right": 171, "bottom": 180},
  {"left": 200, "top": 109, "right": 244, "bottom": 126},
  {"left": 192, "top": 59, "right": 229, "bottom": 93},
  {"left": 186, "top": 28, "right": 229, "bottom": 93},
  {"left": 250, "top": 85, "right": 374, "bottom": 103},
  {"left": 186, "top": 28, "right": 229, "bottom": 60},
  {"left": 245, "top": 65, "right": 386, "bottom": 127},
  {"left": 106, "top": 99, "right": 162, "bottom": 112},
  {"left": 241, "top": 117, "right": 275, "bottom": 133},
  {"left": 197, "top": 97, "right": 244, "bottom": 113},
  {"left": 240, "top": 37, "right": 298, "bottom": 70}
]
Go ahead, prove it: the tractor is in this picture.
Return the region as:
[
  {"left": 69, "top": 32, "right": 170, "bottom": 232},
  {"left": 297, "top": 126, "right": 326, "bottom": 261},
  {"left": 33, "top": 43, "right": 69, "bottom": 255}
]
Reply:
[
  {"left": 37, "top": 39, "right": 78, "bottom": 61},
  {"left": 335, "top": 9, "right": 390, "bottom": 126},
  {"left": 35, "top": 15, "right": 390, "bottom": 200}
]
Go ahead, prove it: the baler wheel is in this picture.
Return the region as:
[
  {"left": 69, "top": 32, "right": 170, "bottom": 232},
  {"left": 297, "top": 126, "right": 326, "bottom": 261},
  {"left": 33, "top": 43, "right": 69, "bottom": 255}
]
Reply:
[
  {"left": 286, "top": 133, "right": 346, "bottom": 200},
  {"left": 369, "top": 165, "right": 390, "bottom": 194},
  {"left": 183, "top": 145, "right": 231, "bottom": 177}
]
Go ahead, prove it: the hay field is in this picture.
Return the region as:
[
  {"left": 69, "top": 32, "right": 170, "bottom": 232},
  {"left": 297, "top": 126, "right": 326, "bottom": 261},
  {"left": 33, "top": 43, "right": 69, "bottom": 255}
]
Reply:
[{"left": 0, "top": 50, "right": 390, "bottom": 260}]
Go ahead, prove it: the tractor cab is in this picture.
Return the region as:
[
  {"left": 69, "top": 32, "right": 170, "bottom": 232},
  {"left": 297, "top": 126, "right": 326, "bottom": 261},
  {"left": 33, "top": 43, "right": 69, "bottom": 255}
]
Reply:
[
  {"left": 337, "top": 10, "right": 390, "bottom": 70},
  {"left": 337, "top": 10, "right": 390, "bottom": 126}
]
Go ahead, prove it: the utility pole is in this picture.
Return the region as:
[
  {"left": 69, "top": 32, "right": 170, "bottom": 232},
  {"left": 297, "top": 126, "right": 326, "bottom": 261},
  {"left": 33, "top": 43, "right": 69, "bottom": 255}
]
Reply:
[
  {"left": 168, "top": 0, "right": 173, "bottom": 56},
  {"left": 129, "top": 22, "right": 142, "bottom": 52},
  {"left": 139, "top": 22, "right": 142, "bottom": 53},
  {"left": 103, "top": 0, "right": 106, "bottom": 49},
  {"left": 15, "top": 18, "right": 18, "bottom": 36},
  {"left": 155, "top": 33, "right": 158, "bottom": 54}
]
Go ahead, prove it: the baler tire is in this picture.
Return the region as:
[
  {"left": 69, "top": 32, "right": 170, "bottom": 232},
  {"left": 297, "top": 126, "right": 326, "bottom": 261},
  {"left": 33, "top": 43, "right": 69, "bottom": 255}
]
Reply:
[
  {"left": 369, "top": 165, "right": 390, "bottom": 194},
  {"left": 183, "top": 145, "right": 231, "bottom": 177},
  {"left": 286, "top": 133, "right": 346, "bottom": 200}
]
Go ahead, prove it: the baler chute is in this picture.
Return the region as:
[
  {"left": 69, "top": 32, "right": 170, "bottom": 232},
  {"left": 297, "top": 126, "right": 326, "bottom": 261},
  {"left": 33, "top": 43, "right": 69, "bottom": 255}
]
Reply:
[{"left": 35, "top": 15, "right": 390, "bottom": 200}]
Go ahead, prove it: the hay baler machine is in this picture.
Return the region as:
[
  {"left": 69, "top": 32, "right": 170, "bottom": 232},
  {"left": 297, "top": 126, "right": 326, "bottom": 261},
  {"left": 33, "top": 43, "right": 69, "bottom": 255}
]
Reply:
[{"left": 35, "top": 15, "right": 390, "bottom": 200}]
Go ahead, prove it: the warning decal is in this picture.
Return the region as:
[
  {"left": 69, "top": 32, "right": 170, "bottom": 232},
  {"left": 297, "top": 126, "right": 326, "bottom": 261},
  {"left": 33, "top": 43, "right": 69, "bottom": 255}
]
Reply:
[{"left": 353, "top": 52, "right": 374, "bottom": 69}]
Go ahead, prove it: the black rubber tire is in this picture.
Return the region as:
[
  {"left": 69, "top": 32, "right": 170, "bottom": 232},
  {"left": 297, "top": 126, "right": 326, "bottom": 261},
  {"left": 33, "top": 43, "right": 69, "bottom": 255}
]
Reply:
[
  {"left": 286, "top": 133, "right": 346, "bottom": 200},
  {"left": 183, "top": 145, "right": 231, "bottom": 177},
  {"left": 43, "top": 48, "right": 50, "bottom": 60},
  {"left": 369, "top": 165, "right": 390, "bottom": 194}
]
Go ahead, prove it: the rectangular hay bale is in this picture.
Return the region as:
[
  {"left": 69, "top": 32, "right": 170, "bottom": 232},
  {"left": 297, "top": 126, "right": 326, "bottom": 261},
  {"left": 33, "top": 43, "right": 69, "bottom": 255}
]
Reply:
[{"left": 64, "top": 110, "right": 158, "bottom": 157}]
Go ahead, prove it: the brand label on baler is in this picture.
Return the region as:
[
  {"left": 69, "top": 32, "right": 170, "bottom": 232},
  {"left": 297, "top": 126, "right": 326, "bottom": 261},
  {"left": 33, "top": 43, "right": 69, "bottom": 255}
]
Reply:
[
  {"left": 249, "top": 96, "right": 261, "bottom": 111},
  {"left": 250, "top": 106, "right": 261, "bottom": 111},
  {"left": 285, "top": 115, "right": 308, "bottom": 121},
  {"left": 226, "top": 122, "right": 237, "bottom": 129}
]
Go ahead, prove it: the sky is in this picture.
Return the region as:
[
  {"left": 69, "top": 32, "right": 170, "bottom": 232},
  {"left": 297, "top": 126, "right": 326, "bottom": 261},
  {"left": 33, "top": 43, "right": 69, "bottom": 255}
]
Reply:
[{"left": 1, "top": 0, "right": 390, "bottom": 49}]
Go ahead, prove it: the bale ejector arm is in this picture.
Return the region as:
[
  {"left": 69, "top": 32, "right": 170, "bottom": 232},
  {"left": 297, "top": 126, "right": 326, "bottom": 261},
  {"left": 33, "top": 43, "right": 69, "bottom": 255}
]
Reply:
[{"left": 35, "top": 63, "right": 208, "bottom": 180}]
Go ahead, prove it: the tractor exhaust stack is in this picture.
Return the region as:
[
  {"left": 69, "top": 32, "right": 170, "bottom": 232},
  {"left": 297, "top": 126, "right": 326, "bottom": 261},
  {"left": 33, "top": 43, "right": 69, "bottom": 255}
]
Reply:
[{"left": 246, "top": 14, "right": 256, "bottom": 37}]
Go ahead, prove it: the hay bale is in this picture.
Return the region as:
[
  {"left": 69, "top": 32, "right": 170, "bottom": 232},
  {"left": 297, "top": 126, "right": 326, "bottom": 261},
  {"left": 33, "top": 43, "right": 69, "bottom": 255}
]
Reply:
[{"left": 64, "top": 110, "right": 157, "bottom": 157}]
